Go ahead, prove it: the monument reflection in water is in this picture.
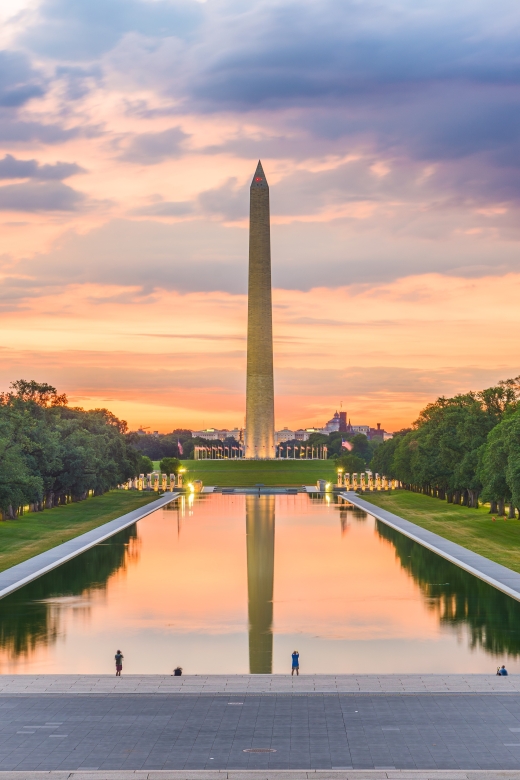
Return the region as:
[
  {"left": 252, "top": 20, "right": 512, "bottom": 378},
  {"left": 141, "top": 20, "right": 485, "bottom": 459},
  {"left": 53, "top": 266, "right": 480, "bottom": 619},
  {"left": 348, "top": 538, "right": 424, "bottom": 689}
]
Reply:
[
  {"left": 246, "top": 495, "right": 275, "bottom": 673},
  {"left": 2, "top": 494, "right": 520, "bottom": 673}
]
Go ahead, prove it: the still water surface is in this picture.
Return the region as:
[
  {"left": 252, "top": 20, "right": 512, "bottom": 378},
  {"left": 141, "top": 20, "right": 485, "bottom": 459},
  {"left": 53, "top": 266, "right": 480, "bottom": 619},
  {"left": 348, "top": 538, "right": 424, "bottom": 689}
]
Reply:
[{"left": 1, "top": 493, "right": 520, "bottom": 674}]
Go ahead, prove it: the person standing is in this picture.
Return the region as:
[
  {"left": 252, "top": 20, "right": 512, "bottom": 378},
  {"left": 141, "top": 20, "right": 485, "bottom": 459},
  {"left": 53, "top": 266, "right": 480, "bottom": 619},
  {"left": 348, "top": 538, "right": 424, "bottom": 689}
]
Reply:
[
  {"left": 291, "top": 650, "right": 299, "bottom": 676},
  {"left": 115, "top": 649, "right": 124, "bottom": 676}
]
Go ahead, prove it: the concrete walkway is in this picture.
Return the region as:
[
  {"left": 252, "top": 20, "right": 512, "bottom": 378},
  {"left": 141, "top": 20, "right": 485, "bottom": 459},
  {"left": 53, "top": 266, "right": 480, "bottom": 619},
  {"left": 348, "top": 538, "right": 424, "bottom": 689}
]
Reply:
[
  {"left": 0, "top": 773, "right": 519, "bottom": 780},
  {"left": 1, "top": 692, "right": 520, "bottom": 771},
  {"left": 0, "top": 493, "right": 178, "bottom": 600},
  {"left": 342, "top": 492, "right": 520, "bottom": 602},
  {"left": 0, "top": 676, "right": 518, "bottom": 695}
]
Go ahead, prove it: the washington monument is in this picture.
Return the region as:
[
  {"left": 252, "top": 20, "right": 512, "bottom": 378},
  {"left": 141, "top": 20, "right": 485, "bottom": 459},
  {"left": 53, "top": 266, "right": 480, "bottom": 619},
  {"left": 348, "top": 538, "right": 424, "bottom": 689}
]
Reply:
[{"left": 245, "top": 161, "right": 275, "bottom": 459}]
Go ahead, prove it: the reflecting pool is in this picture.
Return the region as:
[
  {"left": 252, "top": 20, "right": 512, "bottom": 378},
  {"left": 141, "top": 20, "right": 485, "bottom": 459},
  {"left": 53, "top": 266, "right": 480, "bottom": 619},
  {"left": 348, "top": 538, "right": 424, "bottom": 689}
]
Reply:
[{"left": 1, "top": 493, "right": 520, "bottom": 674}]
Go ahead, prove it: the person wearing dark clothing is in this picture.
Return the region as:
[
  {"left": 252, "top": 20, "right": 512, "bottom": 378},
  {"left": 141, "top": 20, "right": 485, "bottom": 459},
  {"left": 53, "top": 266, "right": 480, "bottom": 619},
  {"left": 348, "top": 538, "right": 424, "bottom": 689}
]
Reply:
[
  {"left": 291, "top": 650, "right": 300, "bottom": 676},
  {"left": 115, "top": 650, "right": 124, "bottom": 676},
  {"left": 498, "top": 665, "right": 509, "bottom": 676}
]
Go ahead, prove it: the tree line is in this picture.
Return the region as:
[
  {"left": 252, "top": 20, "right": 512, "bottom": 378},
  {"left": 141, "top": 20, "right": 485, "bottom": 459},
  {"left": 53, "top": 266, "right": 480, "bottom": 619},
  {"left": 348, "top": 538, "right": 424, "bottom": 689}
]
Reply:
[
  {"left": 369, "top": 377, "right": 520, "bottom": 515},
  {"left": 0, "top": 380, "right": 142, "bottom": 519}
]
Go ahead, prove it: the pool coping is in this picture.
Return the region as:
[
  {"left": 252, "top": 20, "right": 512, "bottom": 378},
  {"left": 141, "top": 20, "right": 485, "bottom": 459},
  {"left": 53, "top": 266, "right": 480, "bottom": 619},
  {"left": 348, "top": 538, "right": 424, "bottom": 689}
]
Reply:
[
  {"left": 0, "top": 773, "right": 519, "bottom": 780},
  {"left": 0, "top": 492, "right": 179, "bottom": 600},
  {"left": 342, "top": 491, "right": 520, "bottom": 602},
  {"left": 0, "top": 673, "right": 518, "bottom": 694}
]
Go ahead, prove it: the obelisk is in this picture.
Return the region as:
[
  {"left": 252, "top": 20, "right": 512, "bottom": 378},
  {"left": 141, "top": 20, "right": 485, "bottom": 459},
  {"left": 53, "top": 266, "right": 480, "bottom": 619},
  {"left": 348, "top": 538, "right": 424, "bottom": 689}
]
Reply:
[{"left": 245, "top": 161, "right": 275, "bottom": 459}]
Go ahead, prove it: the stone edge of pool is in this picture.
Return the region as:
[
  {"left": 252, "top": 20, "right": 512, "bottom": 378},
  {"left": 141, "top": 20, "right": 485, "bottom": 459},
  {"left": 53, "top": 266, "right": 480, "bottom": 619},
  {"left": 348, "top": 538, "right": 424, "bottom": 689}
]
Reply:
[
  {"left": 0, "top": 774, "right": 519, "bottom": 780},
  {"left": 0, "top": 774, "right": 518, "bottom": 780},
  {"left": 342, "top": 491, "right": 520, "bottom": 603},
  {"left": 0, "top": 674, "right": 518, "bottom": 693},
  {"left": 0, "top": 492, "right": 180, "bottom": 601}
]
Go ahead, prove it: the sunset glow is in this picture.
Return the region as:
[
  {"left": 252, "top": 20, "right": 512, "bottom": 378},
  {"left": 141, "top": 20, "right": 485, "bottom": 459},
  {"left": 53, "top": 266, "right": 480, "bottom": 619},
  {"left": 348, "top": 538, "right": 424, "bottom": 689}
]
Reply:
[{"left": 1, "top": 0, "right": 519, "bottom": 431}]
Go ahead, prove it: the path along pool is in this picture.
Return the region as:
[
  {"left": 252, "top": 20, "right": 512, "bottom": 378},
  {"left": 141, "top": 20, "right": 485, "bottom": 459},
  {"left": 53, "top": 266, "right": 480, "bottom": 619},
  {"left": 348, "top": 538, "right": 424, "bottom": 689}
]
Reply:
[{"left": 1, "top": 493, "right": 520, "bottom": 675}]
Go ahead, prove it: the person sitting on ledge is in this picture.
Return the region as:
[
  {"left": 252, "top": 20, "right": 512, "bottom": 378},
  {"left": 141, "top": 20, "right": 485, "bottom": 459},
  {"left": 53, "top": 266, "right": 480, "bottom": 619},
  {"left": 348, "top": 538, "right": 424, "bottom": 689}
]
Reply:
[{"left": 497, "top": 665, "right": 509, "bottom": 675}]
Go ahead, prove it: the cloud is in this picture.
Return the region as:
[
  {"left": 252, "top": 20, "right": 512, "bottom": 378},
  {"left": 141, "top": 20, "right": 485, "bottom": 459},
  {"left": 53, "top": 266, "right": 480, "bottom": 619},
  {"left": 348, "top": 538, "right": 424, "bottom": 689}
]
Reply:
[
  {"left": 55, "top": 65, "right": 103, "bottom": 100},
  {"left": 21, "top": 0, "right": 202, "bottom": 61},
  {"left": 197, "top": 178, "right": 248, "bottom": 221},
  {"left": 0, "top": 50, "right": 45, "bottom": 107},
  {"left": 4, "top": 201, "right": 518, "bottom": 300},
  {"left": 0, "top": 118, "right": 82, "bottom": 144},
  {"left": 0, "top": 181, "right": 85, "bottom": 211},
  {"left": 121, "top": 126, "right": 189, "bottom": 164},
  {"left": 0, "top": 154, "right": 85, "bottom": 180},
  {"left": 16, "top": 218, "right": 247, "bottom": 292},
  {"left": 130, "top": 199, "right": 193, "bottom": 217},
  {"left": 103, "top": 0, "right": 520, "bottom": 175},
  {"left": 181, "top": 0, "right": 520, "bottom": 111}
]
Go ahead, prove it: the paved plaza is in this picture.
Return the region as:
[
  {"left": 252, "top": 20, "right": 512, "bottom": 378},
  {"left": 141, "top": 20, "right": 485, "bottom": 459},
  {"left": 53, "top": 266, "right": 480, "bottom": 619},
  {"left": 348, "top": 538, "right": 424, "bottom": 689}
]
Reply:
[
  {"left": 2, "top": 691, "right": 520, "bottom": 771},
  {"left": 0, "top": 676, "right": 518, "bottom": 695}
]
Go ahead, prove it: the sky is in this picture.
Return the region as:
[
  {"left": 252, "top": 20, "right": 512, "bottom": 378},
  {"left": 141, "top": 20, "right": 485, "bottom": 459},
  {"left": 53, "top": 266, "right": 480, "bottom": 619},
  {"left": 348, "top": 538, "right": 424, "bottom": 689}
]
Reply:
[{"left": 1, "top": 0, "right": 520, "bottom": 432}]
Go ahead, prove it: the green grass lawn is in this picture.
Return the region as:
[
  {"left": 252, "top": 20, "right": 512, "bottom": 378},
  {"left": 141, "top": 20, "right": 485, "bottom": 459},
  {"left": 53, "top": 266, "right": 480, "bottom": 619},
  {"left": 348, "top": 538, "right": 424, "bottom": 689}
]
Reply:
[
  {"left": 0, "top": 490, "right": 159, "bottom": 573},
  {"left": 362, "top": 490, "right": 520, "bottom": 574},
  {"left": 179, "top": 459, "right": 337, "bottom": 486}
]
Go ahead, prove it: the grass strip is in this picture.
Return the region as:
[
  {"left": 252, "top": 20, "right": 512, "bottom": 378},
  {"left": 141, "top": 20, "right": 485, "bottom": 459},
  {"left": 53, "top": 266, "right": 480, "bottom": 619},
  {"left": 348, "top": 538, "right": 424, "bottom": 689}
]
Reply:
[
  {"left": 362, "top": 490, "right": 520, "bottom": 574},
  {"left": 179, "top": 458, "right": 337, "bottom": 486},
  {"left": 0, "top": 490, "right": 159, "bottom": 573}
]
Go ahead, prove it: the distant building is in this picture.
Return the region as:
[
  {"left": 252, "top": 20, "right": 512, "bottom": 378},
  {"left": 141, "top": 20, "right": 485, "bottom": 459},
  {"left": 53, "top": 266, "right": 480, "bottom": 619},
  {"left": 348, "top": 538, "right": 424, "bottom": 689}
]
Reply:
[
  {"left": 274, "top": 427, "right": 315, "bottom": 443},
  {"left": 275, "top": 427, "right": 295, "bottom": 444},
  {"left": 191, "top": 427, "right": 242, "bottom": 441},
  {"left": 366, "top": 423, "right": 393, "bottom": 441},
  {"left": 324, "top": 411, "right": 341, "bottom": 433}
]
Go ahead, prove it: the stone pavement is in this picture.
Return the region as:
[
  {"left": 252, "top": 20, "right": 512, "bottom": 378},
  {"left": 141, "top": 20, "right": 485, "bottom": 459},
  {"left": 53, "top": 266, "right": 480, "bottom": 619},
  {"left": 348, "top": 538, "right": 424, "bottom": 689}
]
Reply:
[
  {"left": 343, "top": 493, "right": 520, "bottom": 603},
  {"left": 0, "top": 677, "right": 518, "bottom": 696},
  {"left": 3, "top": 773, "right": 520, "bottom": 780},
  {"left": 2, "top": 693, "right": 520, "bottom": 771}
]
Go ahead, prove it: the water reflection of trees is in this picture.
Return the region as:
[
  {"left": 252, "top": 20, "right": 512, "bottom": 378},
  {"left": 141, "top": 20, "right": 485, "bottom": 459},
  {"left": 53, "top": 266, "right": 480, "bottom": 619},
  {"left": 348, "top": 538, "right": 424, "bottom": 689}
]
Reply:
[
  {"left": 376, "top": 520, "right": 520, "bottom": 657},
  {"left": 334, "top": 503, "right": 368, "bottom": 534},
  {"left": 0, "top": 525, "right": 140, "bottom": 659}
]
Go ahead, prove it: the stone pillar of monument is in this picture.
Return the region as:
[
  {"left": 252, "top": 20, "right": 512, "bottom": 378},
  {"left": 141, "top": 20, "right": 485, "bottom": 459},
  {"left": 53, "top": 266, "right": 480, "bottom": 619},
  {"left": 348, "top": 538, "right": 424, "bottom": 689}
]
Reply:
[
  {"left": 246, "top": 495, "right": 275, "bottom": 674},
  {"left": 245, "top": 160, "right": 275, "bottom": 459}
]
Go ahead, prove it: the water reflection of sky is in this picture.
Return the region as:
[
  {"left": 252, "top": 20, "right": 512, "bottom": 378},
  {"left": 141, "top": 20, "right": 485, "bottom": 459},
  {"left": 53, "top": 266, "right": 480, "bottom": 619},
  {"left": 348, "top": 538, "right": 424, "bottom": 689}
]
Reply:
[{"left": 1, "top": 493, "right": 520, "bottom": 674}]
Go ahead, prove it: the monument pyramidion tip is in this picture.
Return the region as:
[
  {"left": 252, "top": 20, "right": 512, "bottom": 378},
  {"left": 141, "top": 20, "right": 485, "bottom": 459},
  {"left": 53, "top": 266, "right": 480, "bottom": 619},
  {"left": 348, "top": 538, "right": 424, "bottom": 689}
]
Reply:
[{"left": 251, "top": 160, "right": 268, "bottom": 189}]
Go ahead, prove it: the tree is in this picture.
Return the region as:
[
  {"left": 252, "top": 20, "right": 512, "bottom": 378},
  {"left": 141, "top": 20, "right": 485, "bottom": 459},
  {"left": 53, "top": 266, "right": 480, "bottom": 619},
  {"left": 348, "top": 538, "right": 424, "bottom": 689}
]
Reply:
[
  {"left": 334, "top": 453, "right": 365, "bottom": 473},
  {"left": 350, "top": 433, "right": 372, "bottom": 463},
  {"left": 138, "top": 455, "right": 154, "bottom": 474},
  {"left": 370, "top": 432, "right": 409, "bottom": 478},
  {"left": 367, "top": 379, "right": 520, "bottom": 507},
  {"left": 159, "top": 457, "right": 181, "bottom": 474},
  {"left": 0, "top": 380, "right": 143, "bottom": 515}
]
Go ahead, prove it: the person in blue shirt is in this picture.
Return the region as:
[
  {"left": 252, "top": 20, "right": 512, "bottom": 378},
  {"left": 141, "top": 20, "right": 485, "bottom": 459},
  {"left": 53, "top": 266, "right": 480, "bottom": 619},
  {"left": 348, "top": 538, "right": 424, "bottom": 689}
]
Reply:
[
  {"left": 498, "top": 665, "right": 509, "bottom": 676},
  {"left": 291, "top": 650, "right": 300, "bottom": 676}
]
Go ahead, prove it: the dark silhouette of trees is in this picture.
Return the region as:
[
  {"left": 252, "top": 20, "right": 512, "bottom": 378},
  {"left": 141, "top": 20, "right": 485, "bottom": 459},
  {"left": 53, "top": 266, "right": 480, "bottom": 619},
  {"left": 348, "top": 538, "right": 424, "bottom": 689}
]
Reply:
[
  {"left": 0, "top": 380, "right": 141, "bottom": 518},
  {"left": 370, "top": 378, "right": 520, "bottom": 510}
]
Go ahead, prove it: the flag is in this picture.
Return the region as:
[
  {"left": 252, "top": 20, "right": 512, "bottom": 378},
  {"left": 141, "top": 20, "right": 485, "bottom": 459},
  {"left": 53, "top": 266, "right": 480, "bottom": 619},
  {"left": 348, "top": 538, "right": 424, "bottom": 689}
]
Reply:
[
  {"left": 177, "top": 439, "right": 184, "bottom": 456},
  {"left": 342, "top": 440, "right": 353, "bottom": 451}
]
